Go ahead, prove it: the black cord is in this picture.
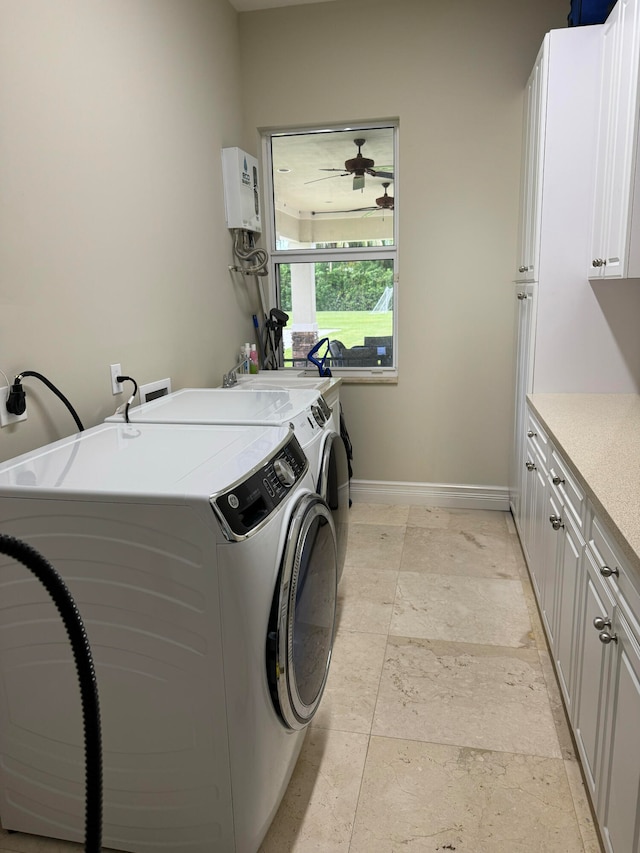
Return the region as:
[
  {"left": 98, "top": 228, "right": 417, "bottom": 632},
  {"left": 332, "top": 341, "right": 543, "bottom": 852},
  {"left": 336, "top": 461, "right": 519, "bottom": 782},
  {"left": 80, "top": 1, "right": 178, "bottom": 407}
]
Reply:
[
  {"left": 0, "top": 534, "right": 103, "bottom": 852},
  {"left": 7, "top": 371, "right": 84, "bottom": 432},
  {"left": 116, "top": 375, "right": 138, "bottom": 424}
]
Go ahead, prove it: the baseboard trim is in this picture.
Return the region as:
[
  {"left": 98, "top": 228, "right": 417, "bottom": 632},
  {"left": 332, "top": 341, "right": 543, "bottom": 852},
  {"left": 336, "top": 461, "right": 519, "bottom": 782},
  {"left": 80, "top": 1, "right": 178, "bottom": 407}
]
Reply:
[{"left": 350, "top": 480, "right": 510, "bottom": 511}]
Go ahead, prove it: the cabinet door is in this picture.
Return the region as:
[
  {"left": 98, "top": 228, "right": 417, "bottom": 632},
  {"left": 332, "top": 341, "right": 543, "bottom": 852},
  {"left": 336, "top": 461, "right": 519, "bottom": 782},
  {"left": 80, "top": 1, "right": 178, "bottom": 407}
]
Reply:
[
  {"left": 516, "top": 44, "right": 547, "bottom": 283},
  {"left": 539, "top": 489, "right": 561, "bottom": 647},
  {"left": 509, "top": 286, "right": 535, "bottom": 524},
  {"left": 529, "top": 457, "right": 549, "bottom": 602},
  {"left": 520, "top": 453, "right": 535, "bottom": 564},
  {"left": 590, "top": 0, "right": 640, "bottom": 279},
  {"left": 554, "top": 512, "right": 584, "bottom": 714},
  {"left": 573, "top": 548, "right": 615, "bottom": 797},
  {"left": 591, "top": 6, "right": 620, "bottom": 277},
  {"left": 598, "top": 610, "right": 640, "bottom": 853}
]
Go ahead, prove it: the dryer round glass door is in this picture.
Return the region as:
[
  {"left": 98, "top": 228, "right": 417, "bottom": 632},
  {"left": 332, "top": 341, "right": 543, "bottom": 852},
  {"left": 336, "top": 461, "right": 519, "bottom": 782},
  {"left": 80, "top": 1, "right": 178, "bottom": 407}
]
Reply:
[
  {"left": 317, "top": 432, "right": 350, "bottom": 583},
  {"left": 268, "top": 494, "right": 337, "bottom": 730}
]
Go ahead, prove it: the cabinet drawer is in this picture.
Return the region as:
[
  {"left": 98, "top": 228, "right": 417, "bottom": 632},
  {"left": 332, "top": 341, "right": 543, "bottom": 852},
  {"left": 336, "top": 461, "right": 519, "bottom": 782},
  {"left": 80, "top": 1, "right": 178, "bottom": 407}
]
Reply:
[
  {"left": 588, "top": 513, "right": 640, "bottom": 635},
  {"left": 549, "top": 449, "right": 585, "bottom": 531},
  {"left": 525, "top": 410, "right": 549, "bottom": 465}
]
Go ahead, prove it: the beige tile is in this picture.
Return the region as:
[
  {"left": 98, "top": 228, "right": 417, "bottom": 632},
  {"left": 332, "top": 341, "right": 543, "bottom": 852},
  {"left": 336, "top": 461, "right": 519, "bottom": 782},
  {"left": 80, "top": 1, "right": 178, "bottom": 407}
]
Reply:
[
  {"left": 0, "top": 833, "right": 43, "bottom": 853},
  {"left": 259, "top": 728, "right": 368, "bottom": 853},
  {"left": 350, "top": 736, "right": 588, "bottom": 853},
  {"left": 391, "top": 571, "right": 534, "bottom": 648},
  {"left": 564, "top": 759, "right": 605, "bottom": 853},
  {"left": 312, "top": 630, "right": 387, "bottom": 734},
  {"left": 400, "top": 526, "right": 521, "bottom": 579},
  {"left": 348, "top": 503, "right": 409, "bottom": 525},
  {"left": 335, "top": 566, "right": 398, "bottom": 634},
  {"left": 407, "top": 506, "right": 510, "bottom": 534},
  {"left": 538, "top": 648, "right": 578, "bottom": 762},
  {"left": 0, "top": 833, "right": 83, "bottom": 852},
  {"left": 372, "top": 636, "right": 561, "bottom": 758},
  {"left": 0, "top": 830, "right": 116, "bottom": 852},
  {"left": 509, "top": 529, "right": 531, "bottom": 576},
  {"left": 519, "top": 569, "right": 549, "bottom": 650},
  {"left": 344, "top": 523, "right": 405, "bottom": 570}
]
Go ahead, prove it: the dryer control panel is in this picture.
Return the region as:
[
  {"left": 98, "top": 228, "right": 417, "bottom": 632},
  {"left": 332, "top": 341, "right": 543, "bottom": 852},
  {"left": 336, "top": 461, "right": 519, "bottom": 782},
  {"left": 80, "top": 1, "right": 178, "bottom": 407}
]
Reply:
[{"left": 212, "top": 435, "right": 308, "bottom": 540}]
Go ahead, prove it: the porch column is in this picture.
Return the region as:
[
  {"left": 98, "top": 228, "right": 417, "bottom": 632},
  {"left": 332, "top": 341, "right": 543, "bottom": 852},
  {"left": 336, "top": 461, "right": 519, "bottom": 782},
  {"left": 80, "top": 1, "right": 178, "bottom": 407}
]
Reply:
[{"left": 290, "top": 262, "right": 318, "bottom": 367}]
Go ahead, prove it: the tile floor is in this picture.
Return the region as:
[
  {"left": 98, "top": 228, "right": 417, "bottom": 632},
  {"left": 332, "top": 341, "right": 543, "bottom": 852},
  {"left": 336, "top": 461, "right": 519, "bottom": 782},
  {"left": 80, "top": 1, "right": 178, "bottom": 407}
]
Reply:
[
  {"left": 260, "top": 504, "right": 603, "bottom": 853},
  {"left": 0, "top": 505, "right": 603, "bottom": 853}
]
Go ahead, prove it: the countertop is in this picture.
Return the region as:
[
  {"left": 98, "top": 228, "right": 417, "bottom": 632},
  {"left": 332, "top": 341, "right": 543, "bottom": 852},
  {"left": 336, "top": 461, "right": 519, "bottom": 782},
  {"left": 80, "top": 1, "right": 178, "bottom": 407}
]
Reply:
[{"left": 527, "top": 393, "right": 640, "bottom": 575}]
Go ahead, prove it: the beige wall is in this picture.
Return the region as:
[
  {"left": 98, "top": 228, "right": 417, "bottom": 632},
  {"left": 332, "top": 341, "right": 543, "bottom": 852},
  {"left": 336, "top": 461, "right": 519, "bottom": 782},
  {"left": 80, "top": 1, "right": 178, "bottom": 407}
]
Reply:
[
  {"left": 239, "top": 0, "right": 567, "bottom": 486},
  {"left": 0, "top": 0, "right": 257, "bottom": 462},
  {"left": 0, "top": 0, "right": 569, "bottom": 489}
]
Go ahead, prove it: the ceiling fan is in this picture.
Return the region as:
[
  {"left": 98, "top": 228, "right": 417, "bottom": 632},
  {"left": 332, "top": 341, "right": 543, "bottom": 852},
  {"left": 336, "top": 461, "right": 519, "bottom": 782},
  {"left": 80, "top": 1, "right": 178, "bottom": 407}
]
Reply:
[
  {"left": 306, "top": 138, "right": 394, "bottom": 191},
  {"left": 312, "top": 182, "right": 394, "bottom": 215}
]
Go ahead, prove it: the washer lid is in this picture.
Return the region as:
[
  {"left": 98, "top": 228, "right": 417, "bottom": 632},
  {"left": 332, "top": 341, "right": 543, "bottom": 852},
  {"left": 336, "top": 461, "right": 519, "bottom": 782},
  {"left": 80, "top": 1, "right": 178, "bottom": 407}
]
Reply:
[
  {"left": 0, "top": 422, "right": 293, "bottom": 500},
  {"left": 105, "top": 387, "right": 323, "bottom": 426}
]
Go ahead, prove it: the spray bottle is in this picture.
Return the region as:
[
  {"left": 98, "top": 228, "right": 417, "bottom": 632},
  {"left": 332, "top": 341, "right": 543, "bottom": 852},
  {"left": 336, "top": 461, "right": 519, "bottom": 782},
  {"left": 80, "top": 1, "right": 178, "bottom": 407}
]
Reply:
[
  {"left": 249, "top": 344, "right": 259, "bottom": 374},
  {"left": 240, "top": 343, "right": 251, "bottom": 375}
]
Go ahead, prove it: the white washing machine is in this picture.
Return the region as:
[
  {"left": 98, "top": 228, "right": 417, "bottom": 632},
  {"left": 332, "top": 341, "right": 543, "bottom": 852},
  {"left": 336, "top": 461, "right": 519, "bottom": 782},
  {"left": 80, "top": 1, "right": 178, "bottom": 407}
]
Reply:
[
  {"left": 0, "top": 422, "right": 338, "bottom": 853},
  {"left": 233, "top": 375, "right": 353, "bottom": 516},
  {"left": 106, "top": 388, "right": 349, "bottom": 579}
]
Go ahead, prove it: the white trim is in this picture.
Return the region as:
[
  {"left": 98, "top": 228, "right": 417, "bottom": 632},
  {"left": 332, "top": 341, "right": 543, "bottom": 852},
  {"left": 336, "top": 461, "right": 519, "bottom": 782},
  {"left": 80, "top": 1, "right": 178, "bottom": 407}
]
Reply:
[{"left": 350, "top": 479, "right": 510, "bottom": 511}]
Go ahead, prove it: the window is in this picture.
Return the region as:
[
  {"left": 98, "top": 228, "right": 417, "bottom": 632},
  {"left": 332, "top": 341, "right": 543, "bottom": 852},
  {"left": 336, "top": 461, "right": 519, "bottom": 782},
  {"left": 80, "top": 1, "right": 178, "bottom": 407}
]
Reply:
[{"left": 263, "top": 123, "right": 397, "bottom": 374}]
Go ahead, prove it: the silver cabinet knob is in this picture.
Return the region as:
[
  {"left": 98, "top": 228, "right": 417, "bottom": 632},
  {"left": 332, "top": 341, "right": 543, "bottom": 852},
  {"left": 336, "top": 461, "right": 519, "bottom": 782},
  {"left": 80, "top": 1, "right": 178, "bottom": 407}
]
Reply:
[
  {"left": 517, "top": 292, "right": 528, "bottom": 300},
  {"left": 600, "top": 565, "right": 619, "bottom": 578},
  {"left": 527, "top": 430, "right": 537, "bottom": 438},
  {"left": 593, "top": 616, "right": 611, "bottom": 630},
  {"left": 525, "top": 461, "right": 536, "bottom": 471},
  {"left": 592, "top": 258, "right": 604, "bottom": 267},
  {"left": 552, "top": 476, "right": 565, "bottom": 486},
  {"left": 549, "top": 515, "right": 564, "bottom": 531},
  {"left": 518, "top": 266, "right": 527, "bottom": 273},
  {"left": 599, "top": 631, "right": 618, "bottom": 645}
]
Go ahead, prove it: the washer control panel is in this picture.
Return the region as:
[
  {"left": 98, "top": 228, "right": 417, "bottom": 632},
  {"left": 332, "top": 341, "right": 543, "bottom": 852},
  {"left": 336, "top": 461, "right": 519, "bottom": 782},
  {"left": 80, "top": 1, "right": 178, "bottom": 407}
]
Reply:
[{"left": 213, "top": 435, "right": 308, "bottom": 539}]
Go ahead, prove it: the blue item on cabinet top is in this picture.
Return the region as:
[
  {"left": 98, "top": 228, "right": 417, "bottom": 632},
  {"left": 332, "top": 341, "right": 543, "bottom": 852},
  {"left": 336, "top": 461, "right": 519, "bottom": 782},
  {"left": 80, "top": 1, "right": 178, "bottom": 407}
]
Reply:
[{"left": 568, "top": 0, "right": 616, "bottom": 25}]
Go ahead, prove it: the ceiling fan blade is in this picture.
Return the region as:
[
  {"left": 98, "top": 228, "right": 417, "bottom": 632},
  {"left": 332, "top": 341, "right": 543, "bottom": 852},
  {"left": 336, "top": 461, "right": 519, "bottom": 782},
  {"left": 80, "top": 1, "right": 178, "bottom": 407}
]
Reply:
[
  {"left": 352, "top": 174, "right": 365, "bottom": 191},
  {"left": 370, "top": 170, "right": 394, "bottom": 179},
  {"left": 312, "top": 206, "right": 379, "bottom": 215},
  {"left": 318, "top": 168, "right": 350, "bottom": 173},
  {"left": 304, "top": 173, "right": 348, "bottom": 185}
]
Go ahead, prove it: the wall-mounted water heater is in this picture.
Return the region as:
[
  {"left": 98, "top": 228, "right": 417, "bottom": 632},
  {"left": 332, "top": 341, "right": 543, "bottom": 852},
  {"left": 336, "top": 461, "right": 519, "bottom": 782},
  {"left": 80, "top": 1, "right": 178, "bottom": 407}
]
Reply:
[{"left": 221, "top": 147, "right": 262, "bottom": 233}]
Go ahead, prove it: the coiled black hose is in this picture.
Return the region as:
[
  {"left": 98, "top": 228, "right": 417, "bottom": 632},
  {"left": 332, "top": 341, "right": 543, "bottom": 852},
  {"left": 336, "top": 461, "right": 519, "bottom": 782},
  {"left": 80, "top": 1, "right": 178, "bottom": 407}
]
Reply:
[{"left": 0, "top": 534, "right": 102, "bottom": 852}]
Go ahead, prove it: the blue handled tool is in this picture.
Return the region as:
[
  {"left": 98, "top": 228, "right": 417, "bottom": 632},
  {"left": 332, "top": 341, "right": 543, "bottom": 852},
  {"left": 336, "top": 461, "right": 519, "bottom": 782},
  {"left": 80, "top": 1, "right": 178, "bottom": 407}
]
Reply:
[{"left": 306, "top": 338, "right": 332, "bottom": 377}]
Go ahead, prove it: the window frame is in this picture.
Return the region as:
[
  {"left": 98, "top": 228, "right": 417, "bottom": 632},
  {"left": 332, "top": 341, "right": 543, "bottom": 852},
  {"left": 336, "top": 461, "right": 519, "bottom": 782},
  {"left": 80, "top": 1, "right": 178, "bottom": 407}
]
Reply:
[{"left": 261, "top": 121, "right": 399, "bottom": 379}]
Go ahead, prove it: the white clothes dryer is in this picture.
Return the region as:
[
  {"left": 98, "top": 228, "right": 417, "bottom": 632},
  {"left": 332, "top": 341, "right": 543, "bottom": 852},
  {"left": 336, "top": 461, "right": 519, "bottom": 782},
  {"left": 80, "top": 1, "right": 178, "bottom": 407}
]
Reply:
[
  {"left": 106, "top": 388, "right": 349, "bottom": 580},
  {"left": 0, "top": 422, "right": 338, "bottom": 853}
]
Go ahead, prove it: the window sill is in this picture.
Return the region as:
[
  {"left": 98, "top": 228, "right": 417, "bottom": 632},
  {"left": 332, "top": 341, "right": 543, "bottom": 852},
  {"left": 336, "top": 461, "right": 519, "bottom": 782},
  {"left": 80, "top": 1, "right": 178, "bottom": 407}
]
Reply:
[{"left": 303, "top": 369, "right": 398, "bottom": 385}]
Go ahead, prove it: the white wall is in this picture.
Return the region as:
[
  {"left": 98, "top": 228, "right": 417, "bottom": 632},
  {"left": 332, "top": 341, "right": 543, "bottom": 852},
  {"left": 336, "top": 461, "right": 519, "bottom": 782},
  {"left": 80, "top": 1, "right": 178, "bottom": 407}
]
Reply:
[
  {"left": 0, "top": 0, "right": 257, "bottom": 462},
  {"left": 238, "top": 0, "right": 567, "bottom": 486}
]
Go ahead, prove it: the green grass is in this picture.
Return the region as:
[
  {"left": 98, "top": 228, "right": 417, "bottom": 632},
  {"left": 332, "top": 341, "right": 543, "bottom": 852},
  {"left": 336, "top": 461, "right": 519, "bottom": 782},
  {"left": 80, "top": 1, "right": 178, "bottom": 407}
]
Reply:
[{"left": 284, "top": 310, "right": 392, "bottom": 360}]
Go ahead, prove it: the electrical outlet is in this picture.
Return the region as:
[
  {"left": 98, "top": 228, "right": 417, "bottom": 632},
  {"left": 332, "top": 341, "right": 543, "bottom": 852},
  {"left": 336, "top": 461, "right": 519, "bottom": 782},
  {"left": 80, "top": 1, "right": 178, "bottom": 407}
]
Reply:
[
  {"left": 110, "top": 364, "right": 123, "bottom": 395},
  {"left": 0, "top": 385, "right": 27, "bottom": 427}
]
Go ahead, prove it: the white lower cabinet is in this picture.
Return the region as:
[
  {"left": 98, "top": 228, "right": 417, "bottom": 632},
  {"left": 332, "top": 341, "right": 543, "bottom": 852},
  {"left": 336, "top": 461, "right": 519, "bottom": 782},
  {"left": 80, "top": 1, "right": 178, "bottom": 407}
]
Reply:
[
  {"left": 553, "top": 509, "right": 584, "bottom": 714},
  {"left": 518, "top": 403, "right": 640, "bottom": 853},
  {"left": 573, "top": 547, "right": 613, "bottom": 797},
  {"left": 597, "top": 608, "right": 640, "bottom": 853}
]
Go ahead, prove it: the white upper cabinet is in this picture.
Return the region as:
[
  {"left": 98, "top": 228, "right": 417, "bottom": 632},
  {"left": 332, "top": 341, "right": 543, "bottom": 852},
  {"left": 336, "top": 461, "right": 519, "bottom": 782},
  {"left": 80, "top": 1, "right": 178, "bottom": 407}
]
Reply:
[
  {"left": 515, "top": 43, "right": 547, "bottom": 282},
  {"left": 590, "top": 0, "right": 640, "bottom": 279}
]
